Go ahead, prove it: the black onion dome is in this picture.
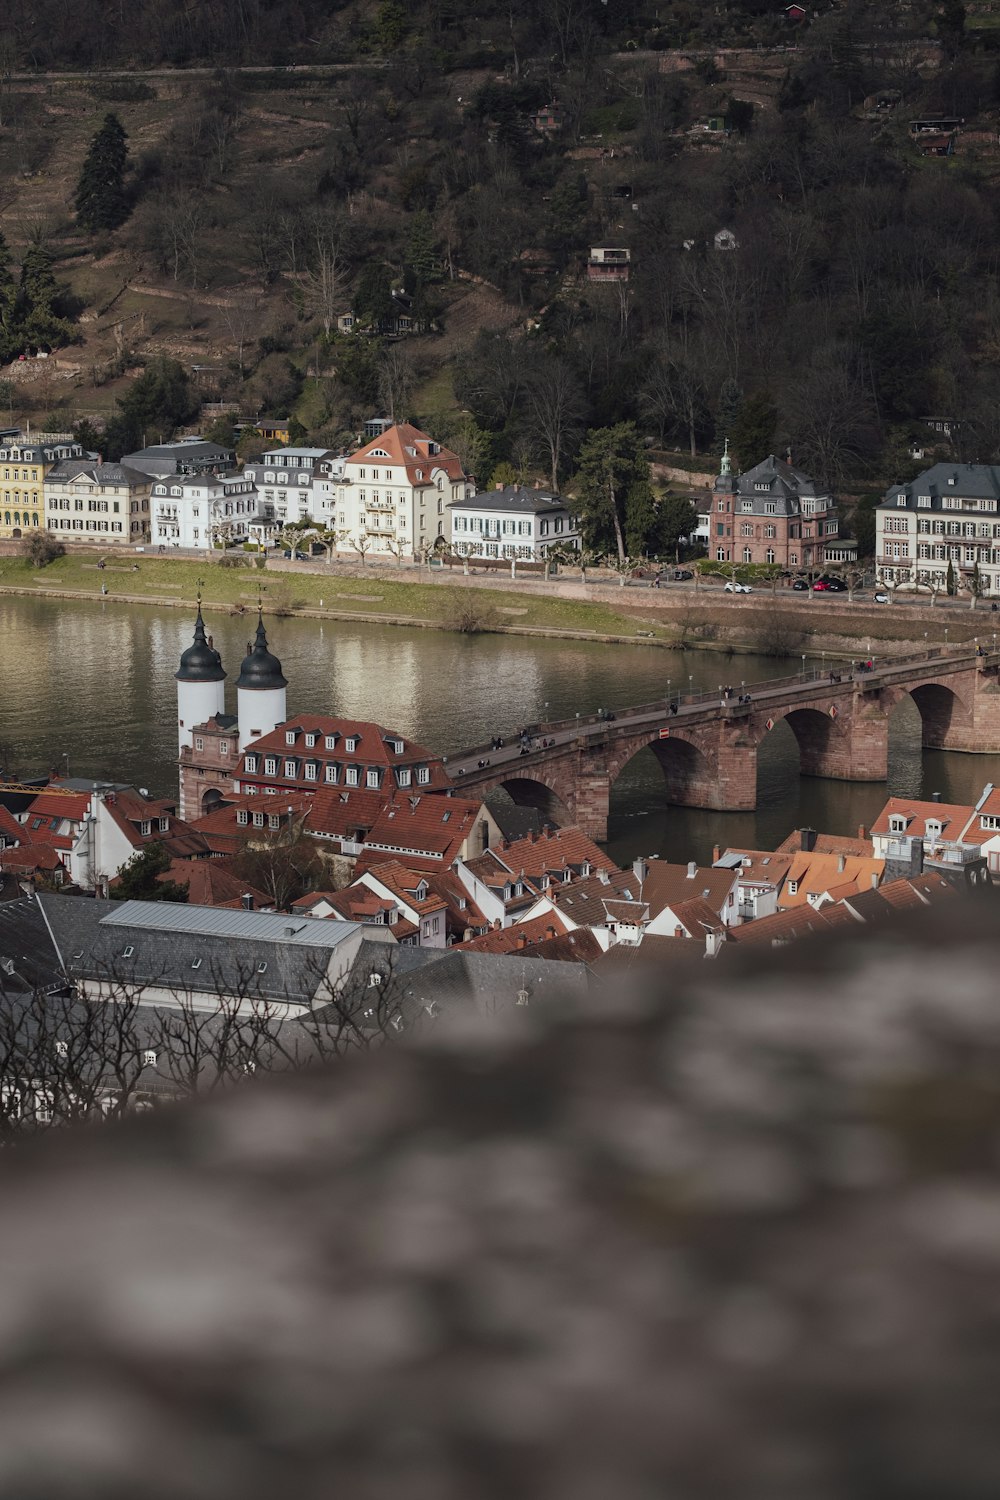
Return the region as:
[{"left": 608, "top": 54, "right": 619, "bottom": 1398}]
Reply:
[
  {"left": 235, "top": 614, "right": 287, "bottom": 691},
  {"left": 175, "top": 608, "right": 226, "bottom": 683}
]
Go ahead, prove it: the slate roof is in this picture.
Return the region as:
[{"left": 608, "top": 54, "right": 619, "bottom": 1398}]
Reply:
[
  {"left": 338, "top": 945, "right": 591, "bottom": 1023},
  {"left": 882, "top": 463, "right": 1000, "bottom": 511},
  {"left": 35, "top": 895, "right": 372, "bottom": 1010},
  {"left": 733, "top": 454, "right": 832, "bottom": 513},
  {"left": 0, "top": 898, "right": 68, "bottom": 994},
  {"left": 451, "top": 485, "right": 572, "bottom": 516},
  {"left": 45, "top": 460, "right": 152, "bottom": 489}
]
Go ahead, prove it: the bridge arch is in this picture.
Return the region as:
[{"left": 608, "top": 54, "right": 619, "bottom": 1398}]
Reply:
[
  {"left": 608, "top": 731, "right": 717, "bottom": 809},
  {"left": 485, "top": 773, "right": 574, "bottom": 830},
  {"left": 770, "top": 705, "right": 842, "bottom": 779},
  {"left": 882, "top": 678, "right": 973, "bottom": 751}
]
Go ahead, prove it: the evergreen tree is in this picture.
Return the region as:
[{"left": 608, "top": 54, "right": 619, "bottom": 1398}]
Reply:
[
  {"left": 115, "top": 842, "right": 188, "bottom": 903},
  {"left": 571, "top": 423, "right": 651, "bottom": 565},
  {"left": 353, "top": 262, "right": 394, "bottom": 332},
  {"left": 17, "top": 240, "right": 75, "bottom": 351},
  {"left": 103, "top": 356, "right": 198, "bottom": 459},
  {"left": 717, "top": 377, "right": 742, "bottom": 438},
  {"left": 75, "top": 113, "right": 130, "bottom": 233}
]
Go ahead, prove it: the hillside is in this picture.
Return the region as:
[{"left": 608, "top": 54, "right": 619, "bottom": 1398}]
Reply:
[{"left": 0, "top": 0, "right": 998, "bottom": 502}]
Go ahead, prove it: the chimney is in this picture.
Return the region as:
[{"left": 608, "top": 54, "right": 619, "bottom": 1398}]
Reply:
[
  {"left": 241, "top": 893, "right": 254, "bottom": 910},
  {"left": 800, "top": 828, "right": 817, "bottom": 852},
  {"left": 687, "top": 860, "right": 697, "bottom": 878},
  {"left": 931, "top": 791, "right": 941, "bottom": 803},
  {"left": 597, "top": 868, "right": 611, "bottom": 885},
  {"left": 546, "top": 924, "right": 556, "bottom": 938},
  {"left": 632, "top": 857, "right": 648, "bottom": 883},
  {"left": 837, "top": 854, "right": 846, "bottom": 873},
  {"left": 871, "top": 872, "right": 879, "bottom": 889},
  {"left": 712, "top": 845, "right": 721, "bottom": 864},
  {"left": 705, "top": 928, "right": 723, "bottom": 958},
  {"left": 858, "top": 825, "right": 867, "bottom": 840},
  {"left": 516, "top": 932, "right": 528, "bottom": 948}
]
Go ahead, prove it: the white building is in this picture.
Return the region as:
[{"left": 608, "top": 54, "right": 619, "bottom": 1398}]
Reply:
[
  {"left": 328, "top": 423, "right": 472, "bottom": 559},
  {"left": 876, "top": 462, "right": 1000, "bottom": 595},
  {"left": 149, "top": 471, "right": 271, "bottom": 550},
  {"left": 448, "top": 484, "right": 580, "bottom": 560},
  {"left": 45, "top": 461, "right": 151, "bottom": 545},
  {"left": 241, "top": 448, "right": 342, "bottom": 529}
]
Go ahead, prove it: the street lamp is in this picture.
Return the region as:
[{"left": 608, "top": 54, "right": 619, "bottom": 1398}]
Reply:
[
  {"left": 688, "top": 674, "right": 693, "bottom": 697},
  {"left": 801, "top": 653, "right": 806, "bottom": 678}
]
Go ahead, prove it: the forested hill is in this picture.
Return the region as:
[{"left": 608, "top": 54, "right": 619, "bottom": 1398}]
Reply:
[{"left": 0, "top": 0, "right": 997, "bottom": 510}]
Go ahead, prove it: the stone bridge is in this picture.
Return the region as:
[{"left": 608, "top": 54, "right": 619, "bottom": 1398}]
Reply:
[{"left": 446, "top": 646, "right": 1000, "bottom": 839}]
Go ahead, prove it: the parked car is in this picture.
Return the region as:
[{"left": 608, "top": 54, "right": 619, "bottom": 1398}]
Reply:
[
  {"left": 873, "top": 591, "right": 890, "bottom": 603},
  {"left": 791, "top": 579, "right": 809, "bottom": 591},
  {"left": 813, "top": 580, "right": 832, "bottom": 591},
  {"left": 673, "top": 568, "right": 694, "bottom": 581},
  {"left": 823, "top": 578, "right": 847, "bottom": 592},
  {"left": 724, "top": 581, "right": 752, "bottom": 593},
  {"left": 283, "top": 549, "right": 311, "bottom": 561}
]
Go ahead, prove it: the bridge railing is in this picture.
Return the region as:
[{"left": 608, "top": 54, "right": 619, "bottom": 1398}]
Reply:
[{"left": 445, "top": 645, "right": 988, "bottom": 775}]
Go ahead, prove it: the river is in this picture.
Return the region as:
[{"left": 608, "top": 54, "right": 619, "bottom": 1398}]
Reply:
[{"left": 4, "top": 594, "right": 1000, "bottom": 865}]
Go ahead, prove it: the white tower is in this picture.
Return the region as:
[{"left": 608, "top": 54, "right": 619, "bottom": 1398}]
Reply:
[
  {"left": 236, "top": 612, "right": 288, "bottom": 750},
  {"left": 175, "top": 606, "right": 226, "bottom": 754}
]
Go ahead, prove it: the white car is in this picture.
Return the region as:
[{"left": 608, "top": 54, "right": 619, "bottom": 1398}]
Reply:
[
  {"left": 724, "top": 581, "right": 752, "bottom": 594},
  {"left": 873, "top": 591, "right": 889, "bottom": 604}
]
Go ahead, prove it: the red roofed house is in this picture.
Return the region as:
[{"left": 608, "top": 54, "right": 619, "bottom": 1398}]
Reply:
[
  {"left": 294, "top": 860, "right": 453, "bottom": 947},
  {"left": 236, "top": 715, "right": 452, "bottom": 798},
  {"left": 355, "top": 794, "right": 498, "bottom": 874},
  {"left": 329, "top": 422, "right": 474, "bottom": 559}
]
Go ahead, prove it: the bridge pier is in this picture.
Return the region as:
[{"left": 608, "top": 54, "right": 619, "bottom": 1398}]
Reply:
[{"left": 800, "top": 695, "right": 889, "bottom": 783}]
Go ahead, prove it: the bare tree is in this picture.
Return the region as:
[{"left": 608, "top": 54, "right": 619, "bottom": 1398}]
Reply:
[
  {"left": 522, "top": 357, "right": 585, "bottom": 491},
  {"left": 223, "top": 289, "right": 262, "bottom": 381},
  {"left": 378, "top": 344, "right": 413, "bottom": 423}
]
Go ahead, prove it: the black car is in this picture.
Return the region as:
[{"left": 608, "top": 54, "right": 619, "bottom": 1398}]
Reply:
[
  {"left": 673, "top": 569, "right": 694, "bottom": 581},
  {"left": 791, "top": 579, "right": 809, "bottom": 591},
  {"left": 283, "top": 549, "right": 311, "bottom": 561}
]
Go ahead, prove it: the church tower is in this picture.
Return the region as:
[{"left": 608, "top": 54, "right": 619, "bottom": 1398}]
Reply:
[
  {"left": 175, "top": 606, "right": 226, "bottom": 754},
  {"left": 236, "top": 612, "right": 288, "bottom": 750}
]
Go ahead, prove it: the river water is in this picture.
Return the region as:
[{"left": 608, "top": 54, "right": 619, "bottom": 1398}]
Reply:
[{"left": 5, "top": 594, "right": 1000, "bottom": 865}]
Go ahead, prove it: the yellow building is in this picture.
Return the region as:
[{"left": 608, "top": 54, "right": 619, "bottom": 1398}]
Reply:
[{"left": 0, "top": 434, "right": 89, "bottom": 541}]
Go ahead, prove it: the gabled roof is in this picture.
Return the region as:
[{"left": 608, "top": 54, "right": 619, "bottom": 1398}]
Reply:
[
  {"left": 157, "top": 860, "right": 270, "bottom": 911},
  {"left": 642, "top": 862, "right": 737, "bottom": 921},
  {"left": 23, "top": 791, "right": 90, "bottom": 823},
  {"left": 868, "top": 797, "right": 973, "bottom": 840},
  {"left": 358, "top": 795, "right": 484, "bottom": 870},
  {"left": 779, "top": 851, "right": 884, "bottom": 908},
  {"left": 456, "top": 912, "right": 573, "bottom": 955},
  {"left": 663, "top": 895, "right": 726, "bottom": 937},
  {"left": 239, "top": 714, "right": 449, "bottom": 790},
  {"left": 345, "top": 423, "right": 467, "bottom": 486},
  {"left": 775, "top": 831, "right": 876, "bottom": 858},
  {"left": 489, "top": 826, "right": 617, "bottom": 881}
]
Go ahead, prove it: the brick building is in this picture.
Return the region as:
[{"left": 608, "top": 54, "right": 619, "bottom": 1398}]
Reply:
[{"left": 709, "top": 444, "right": 840, "bottom": 570}]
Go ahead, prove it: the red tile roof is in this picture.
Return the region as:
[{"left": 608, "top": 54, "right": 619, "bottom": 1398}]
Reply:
[
  {"left": 24, "top": 792, "right": 90, "bottom": 822},
  {"left": 238, "top": 713, "right": 450, "bottom": 792},
  {"left": 356, "top": 795, "right": 484, "bottom": 870},
  {"left": 868, "top": 797, "right": 973, "bottom": 841},
  {"left": 157, "top": 859, "right": 271, "bottom": 910},
  {"left": 456, "top": 912, "right": 573, "bottom": 954},
  {"left": 775, "top": 831, "right": 876, "bottom": 858},
  {"left": 346, "top": 422, "right": 468, "bottom": 487},
  {"left": 491, "top": 825, "right": 618, "bottom": 880},
  {"left": 642, "top": 862, "right": 737, "bottom": 921}
]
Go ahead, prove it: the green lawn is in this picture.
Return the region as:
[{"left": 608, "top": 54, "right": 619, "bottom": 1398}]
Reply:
[{"left": 0, "top": 554, "right": 674, "bottom": 642}]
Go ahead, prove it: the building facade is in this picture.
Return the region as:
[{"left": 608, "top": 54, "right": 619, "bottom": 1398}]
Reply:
[
  {"left": 326, "top": 424, "right": 472, "bottom": 559},
  {"left": 447, "top": 485, "right": 581, "bottom": 559},
  {"left": 122, "top": 438, "right": 236, "bottom": 480},
  {"left": 45, "top": 461, "right": 151, "bottom": 545},
  {"left": 241, "top": 448, "right": 341, "bottom": 529},
  {"left": 0, "top": 433, "right": 89, "bottom": 541},
  {"left": 150, "top": 470, "right": 268, "bottom": 550},
  {"left": 875, "top": 463, "right": 1000, "bottom": 596},
  {"left": 710, "top": 446, "right": 839, "bottom": 570}
]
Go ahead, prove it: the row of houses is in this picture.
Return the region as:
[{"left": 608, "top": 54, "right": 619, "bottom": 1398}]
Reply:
[
  {"left": 874, "top": 462, "right": 1000, "bottom": 599},
  {"left": 0, "top": 424, "right": 583, "bottom": 562}
]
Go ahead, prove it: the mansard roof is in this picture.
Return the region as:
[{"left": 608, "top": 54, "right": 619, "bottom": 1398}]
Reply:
[
  {"left": 730, "top": 454, "right": 830, "bottom": 511},
  {"left": 882, "top": 462, "right": 1000, "bottom": 510}
]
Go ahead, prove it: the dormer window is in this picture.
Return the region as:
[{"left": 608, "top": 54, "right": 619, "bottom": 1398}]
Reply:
[
  {"left": 305, "top": 733, "right": 317, "bottom": 748},
  {"left": 236, "top": 810, "right": 249, "bottom": 825},
  {"left": 398, "top": 768, "right": 411, "bottom": 787},
  {"left": 926, "top": 820, "right": 942, "bottom": 838},
  {"left": 263, "top": 757, "right": 278, "bottom": 775},
  {"left": 345, "top": 766, "right": 359, "bottom": 786},
  {"left": 324, "top": 735, "right": 337, "bottom": 750},
  {"left": 284, "top": 759, "right": 297, "bottom": 778},
  {"left": 889, "top": 815, "right": 907, "bottom": 834},
  {"left": 253, "top": 811, "right": 265, "bottom": 827},
  {"left": 325, "top": 763, "right": 338, "bottom": 783},
  {"left": 158, "top": 818, "right": 169, "bottom": 833},
  {"left": 366, "top": 769, "right": 380, "bottom": 788},
  {"left": 417, "top": 767, "right": 430, "bottom": 785},
  {"left": 786, "top": 880, "right": 798, "bottom": 895},
  {"left": 245, "top": 755, "right": 258, "bottom": 773},
  {"left": 285, "top": 731, "right": 296, "bottom": 745},
  {"left": 268, "top": 814, "right": 281, "bottom": 830},
  {"left": 345, "top": 736, "right": 358, "bottom": 752},
  {"left": 140, "top": 820, "right": 151, "bottom": 836}
]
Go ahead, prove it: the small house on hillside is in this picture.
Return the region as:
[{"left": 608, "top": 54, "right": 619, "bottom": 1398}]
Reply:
[{"left": 587, "top": 247, "right": 631, "bottom": 282}]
